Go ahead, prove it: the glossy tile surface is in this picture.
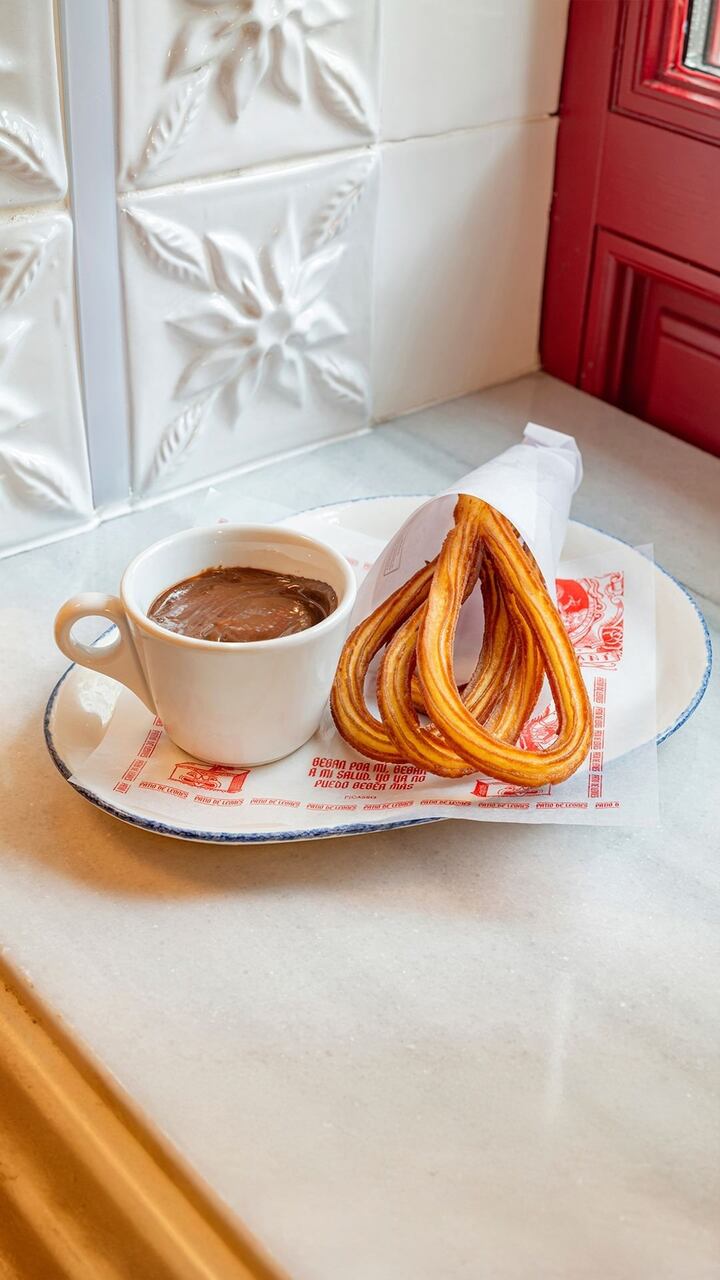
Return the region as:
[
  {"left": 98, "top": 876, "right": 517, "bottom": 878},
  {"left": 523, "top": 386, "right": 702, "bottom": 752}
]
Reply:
[
  {"left": 381, "top": 0, "right": 569, "bottom": 140},
  {"left": 0, "top": 0, "right": 67, "bottom": 207},
  {"left": 116, "top": 0, "right": 379, "bottom": 190},
  {"left": 0, "top": 212, "right": 92, "bottom": 552},
  {"left": 1, "top": 375, "right": 718, "bottom": 1279},
  {"left": 120, "top": 151, "right": 377, "bottom": 496},
  {"left": 373, "top": 119, "right": 558, "bottom": 419}
]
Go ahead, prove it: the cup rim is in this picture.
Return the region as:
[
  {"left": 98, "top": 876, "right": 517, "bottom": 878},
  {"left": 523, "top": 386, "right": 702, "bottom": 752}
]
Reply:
[{"left": 120, "top": 523, "right": 357, "bottom": 652}]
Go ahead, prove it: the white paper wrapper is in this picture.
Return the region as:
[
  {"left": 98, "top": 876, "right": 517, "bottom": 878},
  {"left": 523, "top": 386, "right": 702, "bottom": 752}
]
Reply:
[
  {"left": 362, "top": 422, "right": 581, "bottom": 610},
  {"left": 70, "top": 425, "right": 659, "bottom": 831},
  {"left": 347, "top": 422, "right": 582, "bottom": 683}
]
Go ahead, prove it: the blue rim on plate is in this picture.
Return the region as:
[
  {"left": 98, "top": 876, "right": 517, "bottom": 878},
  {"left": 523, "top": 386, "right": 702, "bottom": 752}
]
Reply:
[{"left": 43, "top": 499, "right": 713, "bottom": 844}]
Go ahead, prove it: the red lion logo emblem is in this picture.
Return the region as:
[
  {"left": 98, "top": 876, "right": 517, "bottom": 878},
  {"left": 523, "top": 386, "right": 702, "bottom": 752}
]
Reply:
[
  {"left": 556, "top": 572, "right": 624, "bottom": 669},
  {"left": 169, "top": 763, "right": 249, "bottom": 793},
  {"left": 517, "top": 705, "right": 559, "bottom": 752}
]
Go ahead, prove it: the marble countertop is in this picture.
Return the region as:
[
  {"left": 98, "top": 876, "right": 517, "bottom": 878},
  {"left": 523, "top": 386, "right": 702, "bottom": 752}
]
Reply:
[{"left": 2, "top": 374, "right": 718, "bottom": 1278}]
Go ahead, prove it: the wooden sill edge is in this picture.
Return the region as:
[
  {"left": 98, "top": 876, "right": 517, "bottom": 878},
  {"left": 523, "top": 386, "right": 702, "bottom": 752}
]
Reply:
[{"left": 0, "top": 954, "right": 286, "bottom": 1280}]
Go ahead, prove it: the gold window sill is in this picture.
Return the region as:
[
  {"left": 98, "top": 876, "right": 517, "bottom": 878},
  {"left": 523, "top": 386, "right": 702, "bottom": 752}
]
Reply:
[{"left": 0, "top": 960, "right": 284, "bottom": 1280}]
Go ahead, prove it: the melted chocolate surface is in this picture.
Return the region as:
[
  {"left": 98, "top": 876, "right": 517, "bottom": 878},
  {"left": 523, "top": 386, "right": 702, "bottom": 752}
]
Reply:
[{"left": 148, "top": 565, "right": 338, "bottom": 643}]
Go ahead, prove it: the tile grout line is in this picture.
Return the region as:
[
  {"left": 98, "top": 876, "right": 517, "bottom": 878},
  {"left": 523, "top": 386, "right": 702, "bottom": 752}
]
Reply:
[
  {"left": 373, "top": 361, "right": 542, "bottom": 428},
  {"left": 129, "top": 426, "right": 373, "bottom": 512},
  {"left": 118, "top": 118, "right": 556, "bottom": 206},
  {"left": 0, "top": 423, "right": 373, "bottom": 562},
  {"left": 380, "top": 111, "right": 557, "bottom": 149},
  {"left": 119, "top": 143, "right": 380, "bottom": 205}
]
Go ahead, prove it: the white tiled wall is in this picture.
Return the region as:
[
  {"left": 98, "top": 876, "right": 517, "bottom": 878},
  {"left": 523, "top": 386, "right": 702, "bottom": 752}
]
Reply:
[
  {"left": 120, "top": 152, "right": 378, "bottom": 496},
  {"left": 374, "top": 0, "right": 568, "bottom": 420},
  {"left": 0, "top": 0, "right": 67, "bottom": 208},
  {"left": 116, "top": 0, "right": 379, "bottom": 189},
  {"left": 380, "top": 0, "right": 568, "bottom": 140},
  {"left": 373, "top": 118, "right": 559, "bottom": 419},
  {"left": 0, "top": 0, "right": 568, "bottom": 554},
  {"left": 0, "top": 1, "right": 92, "bottom": 556},
  {"left": 115, "top": 0, "right": 382, "bottom": 502}
]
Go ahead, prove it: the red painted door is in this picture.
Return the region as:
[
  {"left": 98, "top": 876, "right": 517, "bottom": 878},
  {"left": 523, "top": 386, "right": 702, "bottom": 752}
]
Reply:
[{"left": 542, "top": 0, "right": 720, "bottom": 455}]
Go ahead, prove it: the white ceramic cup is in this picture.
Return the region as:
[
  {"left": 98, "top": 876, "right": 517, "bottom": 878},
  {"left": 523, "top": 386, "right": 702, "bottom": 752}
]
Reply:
[{"left": 54, "top": 524, "right": 356, "bottom": 765}]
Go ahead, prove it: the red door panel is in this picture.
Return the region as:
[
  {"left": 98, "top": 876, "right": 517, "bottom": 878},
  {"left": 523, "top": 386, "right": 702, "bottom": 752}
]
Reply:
[
  {"left": 542, "top": 0, "right": 720, "bottom": 455},
  {"left": 599, "top": 115, "right": 720, "bottom": 273},
  {"left": 581, "top": 231, "right": 720, "bottom": 453},
  {"left": 641, "top": 313, "right": 720, "bottom": 452}
]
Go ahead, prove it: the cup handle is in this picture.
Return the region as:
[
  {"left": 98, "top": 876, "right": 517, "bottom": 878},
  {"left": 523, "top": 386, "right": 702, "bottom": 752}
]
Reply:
[{"left": 54, "top": 593, "right": 157, "bottom": 714}]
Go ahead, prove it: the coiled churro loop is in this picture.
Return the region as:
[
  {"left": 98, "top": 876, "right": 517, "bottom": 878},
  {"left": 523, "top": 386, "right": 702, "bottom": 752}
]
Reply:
[{"left": 331, "top": 494, "right": 592, "bottom": 786}]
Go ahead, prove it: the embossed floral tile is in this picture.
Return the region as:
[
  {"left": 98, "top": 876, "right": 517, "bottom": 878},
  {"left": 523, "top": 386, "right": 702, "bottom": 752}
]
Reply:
[
  {"left": 120, "top": 151, "right": 377, "bottom": 496},
  {"left": 0, "top": 0, "right": 67, "bottom": 207},
  {"left": 116, "top": 0, "right": 379, "bottom": 190},
  {"left": 0, "top": 213, "right": 93, "bottom": 552}
]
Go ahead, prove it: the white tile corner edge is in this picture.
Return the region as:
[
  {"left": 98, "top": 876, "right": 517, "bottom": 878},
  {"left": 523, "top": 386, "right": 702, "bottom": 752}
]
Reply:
[
  {"left": 60, "top": 0, "right": 132, "bottom": 509},
  {"left": 119, "top": 149, "right": 379, "bottom": 499},
  {"left": 0, "top": 211, "right": 93, "bottom": 554},
  {"left": 0, "top": 0, "right": 68, "bottom": 208},
  {"left": 372, "top": 117, "right": 559, "bottom": 422},
  {"left": 380, "top": 0, "right": 570, "bottom": 142},
  {"left": 115, "top": 0, "right": 380, "bottom": 191}
]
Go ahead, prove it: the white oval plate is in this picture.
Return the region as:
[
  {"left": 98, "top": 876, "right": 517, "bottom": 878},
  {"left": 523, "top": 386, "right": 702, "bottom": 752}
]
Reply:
[{"left": 45, "top": 497, "right": 712, "bottom": 843}]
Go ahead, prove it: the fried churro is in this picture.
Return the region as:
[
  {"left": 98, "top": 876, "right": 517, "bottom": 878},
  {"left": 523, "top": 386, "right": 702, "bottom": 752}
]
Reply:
[{"left": 331, "top": 495, "right": 592, "bottom": 786}]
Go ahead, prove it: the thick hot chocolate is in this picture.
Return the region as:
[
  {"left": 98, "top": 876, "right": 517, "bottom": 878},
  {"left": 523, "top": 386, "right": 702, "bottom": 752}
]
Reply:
[{"left": 147, "top": 565, "right": 338, "bottom": 643}]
